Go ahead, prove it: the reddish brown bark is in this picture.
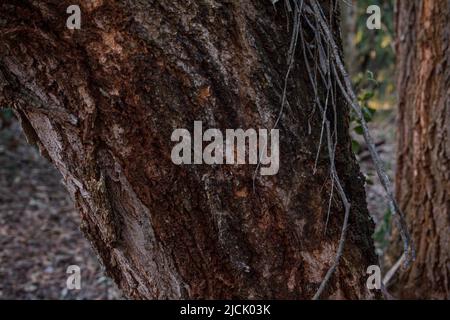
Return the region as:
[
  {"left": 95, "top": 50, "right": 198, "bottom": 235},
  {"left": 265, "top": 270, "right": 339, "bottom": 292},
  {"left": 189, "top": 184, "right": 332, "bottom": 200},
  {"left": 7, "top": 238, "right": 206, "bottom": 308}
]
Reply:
[
  {"left": 0, "top": 1, "right": 378, "bottom": 299},
  {"left": 394, "top": 0, "right": 450, "bottom": 299}
]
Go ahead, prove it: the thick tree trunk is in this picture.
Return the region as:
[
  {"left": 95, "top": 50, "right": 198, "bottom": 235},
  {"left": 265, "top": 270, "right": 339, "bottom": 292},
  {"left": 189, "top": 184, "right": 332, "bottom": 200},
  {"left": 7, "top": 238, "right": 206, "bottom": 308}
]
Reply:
[
  {"left": 394, "top": 0, "right": 450, "bottom": 299},
  {"left": 0, "top": 1, "right": 378, "bottom": 299}
]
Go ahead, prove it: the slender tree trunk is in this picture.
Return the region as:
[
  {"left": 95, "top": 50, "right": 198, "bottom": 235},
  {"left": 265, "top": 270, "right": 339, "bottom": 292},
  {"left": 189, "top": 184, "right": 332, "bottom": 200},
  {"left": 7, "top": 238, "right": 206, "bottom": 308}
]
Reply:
[
  {"left": 0, "top": 1, "right": 378, "bottom": 299},
  {"left": 394, "top": 0, "right": 450, "bottom": 299}
]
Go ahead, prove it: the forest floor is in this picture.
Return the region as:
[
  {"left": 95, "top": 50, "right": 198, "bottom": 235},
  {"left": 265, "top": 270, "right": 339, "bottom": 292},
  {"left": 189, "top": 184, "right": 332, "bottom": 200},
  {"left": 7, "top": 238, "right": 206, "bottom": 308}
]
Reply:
[
  {"left": 0, "top": 120, "right": 121, "bottom": 299},
  {"left": 0, "top": 111, "right": 396, "bottom": 299}
]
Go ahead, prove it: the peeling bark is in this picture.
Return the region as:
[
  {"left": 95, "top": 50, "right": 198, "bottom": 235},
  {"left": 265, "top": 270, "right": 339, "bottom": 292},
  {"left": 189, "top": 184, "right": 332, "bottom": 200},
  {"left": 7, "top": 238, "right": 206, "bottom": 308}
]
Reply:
[
  {"left": 0, "top": 1, "right": 378, "bottom": 299},
  {"left": 394, "top": 0, "right": 450, "bottom": 299}
]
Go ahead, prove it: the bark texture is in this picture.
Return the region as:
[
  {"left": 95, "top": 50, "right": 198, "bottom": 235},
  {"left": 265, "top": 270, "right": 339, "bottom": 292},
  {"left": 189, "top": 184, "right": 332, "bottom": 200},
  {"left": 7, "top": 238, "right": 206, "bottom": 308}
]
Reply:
[
  {"left": 395, "top": 0, "right": 450, "bottom": 299},
  {"left": 0, "top": 0, "right": 378, "bottom": 299}
]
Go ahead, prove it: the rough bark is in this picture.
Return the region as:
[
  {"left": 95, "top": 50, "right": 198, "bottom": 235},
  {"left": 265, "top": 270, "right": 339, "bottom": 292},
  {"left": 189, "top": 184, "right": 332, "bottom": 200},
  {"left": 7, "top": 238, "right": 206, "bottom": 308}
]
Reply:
[
  {"left": 0, "top": 0, "right": 378, "bottom": 299},
  {"left": 394, "top": 0, "right": 450, "bottom": 299}
]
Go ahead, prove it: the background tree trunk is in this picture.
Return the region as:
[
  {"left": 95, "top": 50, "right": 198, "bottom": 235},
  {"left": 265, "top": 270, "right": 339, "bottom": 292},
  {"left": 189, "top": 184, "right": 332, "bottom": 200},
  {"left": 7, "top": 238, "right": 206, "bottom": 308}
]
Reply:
[
  {"left": 0, "top": 0, "right": 378, "bottom": 299},
  {"left": 394, "top": 0, "right": 450, "bottom": 299}
]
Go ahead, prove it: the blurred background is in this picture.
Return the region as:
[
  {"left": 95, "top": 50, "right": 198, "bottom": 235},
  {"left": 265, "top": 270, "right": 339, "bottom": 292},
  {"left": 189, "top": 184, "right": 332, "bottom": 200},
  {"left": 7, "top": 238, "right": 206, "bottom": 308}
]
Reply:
[
  {"left": 0, "top": 116, "right": 121, "bottom": 299},
  {"left": 0, "top": 0, "right": 395, "bottom": 299}
]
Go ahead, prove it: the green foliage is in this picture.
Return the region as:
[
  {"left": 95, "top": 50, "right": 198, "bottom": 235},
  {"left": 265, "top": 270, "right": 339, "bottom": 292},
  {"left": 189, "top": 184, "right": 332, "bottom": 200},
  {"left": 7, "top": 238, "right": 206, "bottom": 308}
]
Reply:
[
  {"left": 343, "top": 2, "right": 398, "bottom": 255},
  {"left": 342, "top": 0, "right": 396, "bottom": 111},
  {"left": 350, "top": 71, "right": 378, "bottom": 152},
  {"left": 373, "top": 209, "right": 392, "bottom": 255},
  {"left": 352, "top": 0, "right": 395, "bottom": 104}
]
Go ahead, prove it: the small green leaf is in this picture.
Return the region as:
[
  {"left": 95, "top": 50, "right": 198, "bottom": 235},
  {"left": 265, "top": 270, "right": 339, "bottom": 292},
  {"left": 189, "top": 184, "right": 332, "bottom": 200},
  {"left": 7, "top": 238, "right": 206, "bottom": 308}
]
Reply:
[
  {"left": 352, "top": 140, "right": 361, "bottom": 154},
  {"left": 354, "top": 125, "right": 364, "bottom": 135},
  {"left": 362, "top": 106, "right": 376, "bottom": 122},
  {"left": 360, "top": 91, "right": 375, "bottom": 102}
]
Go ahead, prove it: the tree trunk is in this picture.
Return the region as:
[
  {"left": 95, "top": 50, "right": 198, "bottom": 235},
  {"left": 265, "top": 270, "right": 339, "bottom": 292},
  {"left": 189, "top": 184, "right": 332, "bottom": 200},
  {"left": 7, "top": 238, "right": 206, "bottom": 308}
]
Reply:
[
  {"left": 394, "top": 0, "right": 450, "bottom": 299},
  {"left": 0, "top": 0, "right": 378, "bottom": 299}
]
